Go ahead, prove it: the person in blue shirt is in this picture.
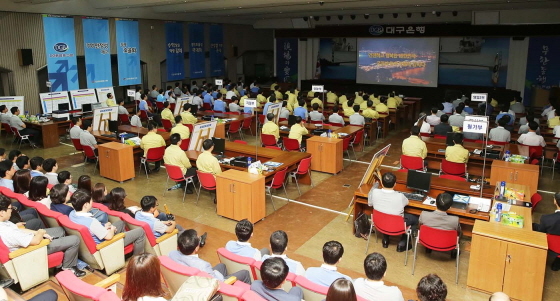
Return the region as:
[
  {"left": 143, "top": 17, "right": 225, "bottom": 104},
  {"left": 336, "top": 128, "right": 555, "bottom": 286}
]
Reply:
[
  {"left": 138, "top": 94, "right": 162, "bottom": 126},
  {"left": 211, "top": 87, "right": 219, "bottom": 99},
  {"left": 135, "top": 196, "right": 182, "bottom": 237},
  {"left": 263, "top": 94, "right": 276, "bottom": 115},
  {"left": 251, "top": 83, "right": 260, "bottom": 94},
  {"left": 294, "top": 98, "right": 308, "bottom": 121},
  {"left": 496, "top": 103, "right": 514, "bottom": 126},
  {"left": 156, "top": 89, "right": 166, "bottom": 103},
  {"left": 250, "top": 258, "right": 303, "bottom": 301},
  {"left": 462, "top": 99, "right": 474, "bottom": 115},
  {"left": 203, "top": 90, "right": 214, "bottom": 105},
  {"left": 305, "top": 241, "right": 352, "bottom": 287},
  {"left": 261, "top": 230, "right": 305, "bottom": 275},
  {"left": 213, "top": 93, "right": 226, "bottom": 112},
  {"left": 29, "top": 157, "right": 44, "bottom": 178},
  {"left": 225, "top": 219, "right": 269, "bottom": 260}
]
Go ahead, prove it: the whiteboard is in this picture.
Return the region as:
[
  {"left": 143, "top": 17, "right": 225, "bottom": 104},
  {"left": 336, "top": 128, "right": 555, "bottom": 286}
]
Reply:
[
  {"left": 0, "top": 96, "right": 24, "bottom": 114},
  {"left": 70, "top": 89, "right": 97, "bottom": 110},
  {"left": 92, "top": 107, "right": 118, "bottom": 132},
  {"left": 96, "top": 87, "right": 115, "bottom": 107},
  {"left": 174, "top": 96, "right": 193, "bottom": 116},
  {"left": 39, "top": 92, "right": 71, "bottom": 114}
]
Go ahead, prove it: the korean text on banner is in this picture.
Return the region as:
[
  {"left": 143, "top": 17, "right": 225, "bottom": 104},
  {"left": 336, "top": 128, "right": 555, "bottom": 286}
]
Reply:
[
  {"left": 189, "top": 23, "right": 206, "bottom": 79},
  {"left": 43, "top": 15, "right": 79, "bottom": 92},
  {"left": 165, "top": 22, "right": 185, "bottom": 81},
  {"left": 116, "top": 19, "right": 141, "bottom": 86},
  {"left": 276, "top": 38, "right": 298, "bottom": 83},
  {"left": 209, "top": 24, "right": 224, "bottom": 77},
  {"left": 82, "top": 17, "right": 112, "bottom": 88}
]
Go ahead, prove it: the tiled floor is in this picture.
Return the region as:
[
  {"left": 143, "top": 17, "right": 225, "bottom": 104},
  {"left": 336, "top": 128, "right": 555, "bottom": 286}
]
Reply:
[{"left": 3, "top": 124, "right": 559, "bottom": 300}]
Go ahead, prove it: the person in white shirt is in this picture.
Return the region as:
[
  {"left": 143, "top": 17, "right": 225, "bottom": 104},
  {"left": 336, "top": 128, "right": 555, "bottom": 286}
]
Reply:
[
  {"left": 349, "top": 105, "right": 365, "bottom": 126},
  {"left": 279, "top": 101, "right": 290, "bottom": 119},
  {"left": 117, "top": 99, "right": 128, "bottom": 115},
  {"left": 448, "top": 106, "right": 465, "bottom": 127},
  {"left": 69, "top": 117, "right": 82, "bottom": 140},
  {"left": 354, "top": 252, "right": 405, "bottom": 301},
  {"left": 130, "top": 110, "right": 143, "bottom": 128},
  {"left": 42, "top": 158, "right": 59, "bottom": 186},
  {"left": 309, "top": 103, "right": 324, "bottom": 122},
  {"left": 329, "top": 106, "right": 344, "bottom": 124},
  {"left": 489, "top": 118, "right": 511, "bottom": 142},
  {"left": 518, "top": 121, "right": 546, "bottom": 147},
  {"left": 261, "top": 230, "right": 305, "bottom": 276},
  {"left": 192, "top": 90, "right": 203, "bottom": 108},
  {"left": 426, "top": 108, "right": 441, "bottom": 126},
  {"left": 225, "top": 86, "right": 236, "bottom": 100},
  {"left": 0, "top": 105, "right": 11, "bottom": 124},
  {"left": 134, "top": 87, "right": 142, "bottom": 102},
  {"left": 228, "top": 97, "right": 241, "bottom": 113}
]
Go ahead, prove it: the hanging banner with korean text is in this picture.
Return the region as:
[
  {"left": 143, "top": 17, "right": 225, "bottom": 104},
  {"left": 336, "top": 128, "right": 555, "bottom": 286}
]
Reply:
[
  {"left": 42, "top": 15, "right": 79, "bottom": 91},
  {"left": 82, "top": 17, "right": 112, "bottom": 88},
  {"left": 524, "top": 37, "right": 560, "bottom": 104},
  {"left": 276, "top": 38, "right": 298, "bottom": 83},
  {"left": 189, "top": 23, "right": 206, "bottom": 79},
  {"left": 116, "top": 19, "right": 141, "bottom": 86},
  {"left": 165, "top": 21, "right": 185, "bottom": 81},
  {"left": 209, "top": 24, "right": 224, "bottom": 77}
]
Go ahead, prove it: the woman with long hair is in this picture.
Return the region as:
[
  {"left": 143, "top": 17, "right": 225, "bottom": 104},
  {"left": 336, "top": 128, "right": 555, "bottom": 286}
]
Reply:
[
  {"left": 26, "top": 176, "right": 51, "bottom": 207},
  {"left": 92, "top": 183, "right": 108, "bottom": 204},
  {"left": 107, "top": 187, "right": 134, "bottom": 218},
  {"left": 13, "top": 169, "right": 31, "bottom": 194},
  {"left": 415, "top": 113, "right": 431, "bottom": 134},
  {"left": 77, "top": 175, "right": 91, "bottom": 192},
  {"left": 49, "top": 184, "right": 73, "bottom": 215},
  {"left": 326, "top": 278, "right": 357, "bottom": 301},
  {"left": 122, "top": 253, "right": 166, "bottom": 301}
]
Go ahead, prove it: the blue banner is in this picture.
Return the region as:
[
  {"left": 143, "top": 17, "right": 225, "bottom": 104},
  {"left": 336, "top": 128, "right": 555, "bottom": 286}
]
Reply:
[
  {"left": 189, "top": 23, "right": 206, "bottom": 79},
  {"left": 524, "top": 37, "right": 560, "bottom": 105},
  {"left": 82, "top": 17, "right": 112, "bottom": 88},
  {"left": 209, "top": 24, "right": 224, "bottom": 77},
  {"left": 165, "top": 22, "right": 185, "bottom": 81},
  {"left": 43, "top": 15, "right": 79, "bottom": 91},
  {"left": 116, "top": 19, "right": 141, "bottom": 86},
  {"left": 276, "top": 38, "right": 298, "bottom": 83}
]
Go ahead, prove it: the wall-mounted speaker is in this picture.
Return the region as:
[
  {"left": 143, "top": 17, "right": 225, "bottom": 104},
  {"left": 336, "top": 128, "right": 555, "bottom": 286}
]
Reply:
[{"left": 18, "top": 49, "right": 33, "bottom": 66}]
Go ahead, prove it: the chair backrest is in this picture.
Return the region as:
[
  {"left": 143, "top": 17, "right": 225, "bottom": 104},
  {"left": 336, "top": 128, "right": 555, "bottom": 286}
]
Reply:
[
  {"left": 180, "top": 138, "right": 191, "bottom": 151},
  {"left": 252, "top": 261, "right": 296, "bottom": 292},
  {"left": 242, "top": 291, "right": 267, "bottom": 301},
  {"left": 11, "top": 127, "right": 23, "bottom": 138},
  {"left": 98, "top": 292, "right": 121, "bottom": 301},
  {"left": 282, "top": 137, "right": 300, "bottom": 151},
  {"left": 161, "top": 119, "right": 173, "bottom": 131},
  {"left": 146, "top": 146, "right": 166, "bottom": 161},
  {"left": 83, "top": 145, "right": 97, "bottom": 160},
  {"left": 265, "top": 146, "right": 282, "bottom": 150},
  {"left": 341, "top": 136, "right": 352, "bottom": 151},
  {"left": 165, "top": 164, "right": 186, "bottom": 182},
  {"left": 330, "top": 122, "right": 344, "bottom": 127},
  {"left": 531, "top": 193, "right": 543, "bottom": 212},
  {"left": 56, "top": 270, "right": 108, "bottom": 301},
  {"left": 139, "top": 110, "right": 149, "bottom": 120},
  {"left": 488, "top": 140, "right": 508, "bottom": 145},
  {"left": 547, "top": 234, "right": 560, "bottom": 255},
  {"left": 184, "top": 123, "right": 194, "bottom": 133},
  {"left": 278, "top": 118, "right": 287, "bottom": 123},
  {"left": 197, "top": 170, "right": 217, "bottom": 190},
  {"left": 233, "top": 140, "right": 247, "bottom": 144},
  {"left": 2, "top": 123, "right": 13, "bottom": 134},
  {"left": 0, "top": 236, "right": 11, "bottom": 264},
  {"left": 34, "top": 203, "right": 62, "bottom": 228},
  {"left": 441, "top": 159, "right": 466, "bottom": 177},
  {"left": 433, "top": 135, "right": 447, "bottom": 139},
  {"left": 400, "top": 155, "right": 424, "bottom": 171},
  {"left": 216, "top": 248, "right": 257, "bottom": 280},
  {"left": 118, "top": 114, "right": 129, "bottom": 124},
  {"left": 159, "top": 255, "right": 203, "bottom": 295},
  {"left": 439, "top": 174, "right": 467, "bottom": 182},
  {"left": 261, "top": 134, "right": 277, "bottom": 146},
  {"left": 372, "top": 210, "right": 406, "bottom": 236},
  {"left": 294, "top": 275, "right": 329, "bottom": 301},
  {"left": 417, "top": 225, "right": 458, "bottom": 252},
  {"left": 202, "top": 103, "right": 212, "bottom": 110},
  {"left": 242, "top": 117, "right": 252, "bottom": 129},
  {"left": 258, "top": 114, "right": 266, "bottom": 125},
  {"left": 56, "top": 215, "right": 98, "bottom": 255},
  {"left": 71, "top": 138, "right": 84, "bottom": 151},
  {"left": 296, "top": 157, "right": 312, "bottom": 175},
  {"left": 269, "top": 168, "right": 288, "bottom": 189},
  {"left": 420, "top": 132, "right": 431, "bottom": 137},
  {"left": 156, "top": 102, "right": 165, "bottom": 110},
  {"left": 228, "top": 120, "right": 241, "bottom": 132}
]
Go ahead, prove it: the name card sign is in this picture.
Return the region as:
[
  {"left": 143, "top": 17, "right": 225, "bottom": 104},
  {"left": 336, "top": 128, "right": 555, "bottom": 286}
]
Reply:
[
  {"left": 244, "top": 99, "right": 257, "bottom": 108},
  {"left": 471, "top": 93, "right": 488, "bottom": 102},
  {"left": 127, "top": 89, "right": 135, "bottom": 97},
  {"left": 215, "top": 79, "right": 223, "bottom": 86},
  {"left": 465, "top": 115, "right": 489, "bottom": 122},
  {"left": 463, "top": 120, "right": 488, "bottom": 134},
  {"left": 311, "top": 85, "right": 324, "bottom": 93}
]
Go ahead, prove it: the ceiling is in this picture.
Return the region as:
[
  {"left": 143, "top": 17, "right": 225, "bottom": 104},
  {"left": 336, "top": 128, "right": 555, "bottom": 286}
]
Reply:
[{"left": 4, "top": 0, "right": 560, "bottom": 25}]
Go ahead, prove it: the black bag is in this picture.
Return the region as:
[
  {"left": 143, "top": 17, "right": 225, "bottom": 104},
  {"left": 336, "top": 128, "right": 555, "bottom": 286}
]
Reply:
[{"left": 354, "top": 213, "right": 371, "bottom": 239}]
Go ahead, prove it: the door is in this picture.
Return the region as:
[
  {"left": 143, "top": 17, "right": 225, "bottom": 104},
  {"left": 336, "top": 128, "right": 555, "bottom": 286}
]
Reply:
[
  {"left": 232, "top": 181, "right": 252, "bottom": 221},
  {"left": 512, "top": 168, "right": 538, "bottom": 195},
  {"left": 502, "top": 243, "right": 547, "bottom": 301},
  {"left": 467, "top": 235, "right": 507, "bottom": 293},
  {"left": 216, "top": 178, "right": 234, "bottom": 218},
  {"left": 490, "top": 166, "right": 514, "bottom": 184},
  {"left": 307, "top": 140, "right": 323, "bottom": 172}
]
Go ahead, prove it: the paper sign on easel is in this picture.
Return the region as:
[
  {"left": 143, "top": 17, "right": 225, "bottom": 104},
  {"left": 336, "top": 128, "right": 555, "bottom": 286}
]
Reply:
[
  {"left": 465, "top": 115, "right": 489, "bottom": 122},
  {"left": 471, "top": 93, "right": 488, "bottom": 102},
  {"left": 174, "top": 96, "right": 193, "bottom": 116},
  {"left": 127, "top": 89, "right": 135, "bottom": 97},
  {"left": 311, "top": 85, "right": 324, "bottom": 93},
  {"left": 267, "top": 103, "right": 282, "bottom": 124},
  {"left": 215, "top": 79, "right": 223, "bottom": 86},
  {"left": 0, "top": 96, "right": 24, "bottom": 114},
  {"left": 189, "top": 121, "right": 217, "bottom": 151},
  {"left": 463, "top": 120, "right": 488, "bottom": 134},
  {"left": 39, "top": 92, "right": 70, "bottom": 114},
  {"left": 244, "top": 99, "right": 257, "bottom": 108},
  {"left": 92, "top": 107, "right": 118, "bottom": 132}
]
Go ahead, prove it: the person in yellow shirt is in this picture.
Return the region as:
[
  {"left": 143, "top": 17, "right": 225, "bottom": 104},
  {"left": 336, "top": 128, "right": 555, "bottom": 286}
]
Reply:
[
  {"left": 343, "top": 100, "right": 355, "bottom": 117},
  {"left": 307, "top": 90, "right": 315, "bottom": 98},
  {"left": 387, "top": 93, "right": 398, "bottom": 109},
  {"left": 445, "top": 133, "right": 469, "bottom": 163},
  {"left": 270, "top": 82, "right": 278, "bottom": 92},
  {"left": 376, "top": 97, "right": 389, "bottom": 113},
  {"left": 338, "top": 93, "right": 348, "bottom": 106},
  {"left": 257, "top": 91, "right": 267, "bottom": 106},
  {"left": 288, "top": 116, "right": 309, "bottom": 146},
  {"left": 105, "top": 93, "right": 116, "bottom": 107},
  {"left": 140, "top": 122, "right": 166, "bottom": 172},
  {"left": 361, "top": 101, "right": 379, "bottom": 119},
  {"left": 369, "top": 93, "right": 381, "bottom": 106},
  {"left": 286, "top": 89, "right": 297, "bottom": 112},
  {"left": 196, "top": 139, "right": 222, "bottom": 176},
  {"left": 180, "top": 103, "right": 198, "bottom": 125},
  {"left": 548, "top": 111, "right": 560, "bottom": 128},
  {"left": 160, "top": 101, "right": 175, "bottom": 126},
  {"left": 402, "top": 126, "right": 427, "bottom": 159},
  {"left": 326, "top": 91, "right": 338, "bottom": 104},
  {"left": 310, "top": 93, "right": 323, "bottom": 109},
  {"left": 171, "top": 116, "right": 190, "bottom": 139},
  {"left": 262, "top": 113, "right": 280, "bottom": 142},
  {"left": 274, "top": 86, "right": 283, "bottom": 101},
  {"left": 163, "top": 133, "right": 196, "bottom": 193},
  {"left": 360, "top": 95, "right": 370, "bottom": 110},
  {"left": 294, "top": 88, "right": 300, "bottom": 97},
  {"left": 394, "top": 93, "right": 403, "bottom": 106},
  {"left": 354, "top": 92, "right": 364, "bottom": 105}
]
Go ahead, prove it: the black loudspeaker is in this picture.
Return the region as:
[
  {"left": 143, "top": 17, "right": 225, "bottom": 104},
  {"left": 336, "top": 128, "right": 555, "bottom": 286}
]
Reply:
[
  {"left": 17, "top": 49, "right": 33, "bottom": 66},
  {"left": 233, "top": 46, "right": 238, "bottom": 57}
]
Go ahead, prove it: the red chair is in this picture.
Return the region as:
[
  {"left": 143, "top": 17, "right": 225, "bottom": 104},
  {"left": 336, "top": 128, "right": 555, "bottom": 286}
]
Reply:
[
  {"left": 139, "top": 110, "right": 150, "bottom": 121},
  {"left": 258, "top": 114, "right": 266, "bottom": 126},
  {"left": 118, "top": 114, "right": 130, "bottom": 125},
  {"left": 400, "top": 155, "right": 425, "bottom": 171},
  {"left": 265, "top": 146, "right": 282, "bottom": 150},
  {"left": 546, "top": 234, "right": 560, "bottom": 267},
  {"left": 349, "top": 130, "right": 364, "bottom": 158},
  {"left": 202, "top": 103, "right": 212, "bottom": 110},
  {"left": 342, "top": 136, "right": 353, "bottom": 160},
  {"left": 553, "top": 151, "right": 559, "bottom": 180},
  {"left": 252, "top": 261, "right": 296, "bottom": 292},
  {"left": 34, "top": 202, "right": 63, "bottom": 228},
  {"left": 488, "top": 140, "right": 508, "bottom": 145},
  {"left": 227, "top": 120, "right": 242, "bottom": 141},
  {"left": 439, "top": 159, "right": 467, "bottom": 178},
  {"left": 139, "top": 146, "right": 165, "bottom": 179},
  {"left": 180, "top": 138, "right": 191, "bottom": 151},
  {"left": 278, "top": 118, "right": 287, "bottom": 123},
  {"left": 282, "top": 137, "right": 301, "bottom": 152},
  {"left": 531, "top": 193, "right": 543, "bottom": 213},
  {"left": 420, "top": 132, "right": 431, "bottom": 137},
  {"left": 83, "top": 146, "right": 98, "bottom": 174},
  {"left": 242, "top": 291, "right": 267, "bottom": 301},
  {"left": 163, "top": 164, "right": 198, "bottom": 203},
  {"left": 241, "top": 117, "right": 253, "bottom": 138},
  {"left": 261, "top": 134, "right": 278, "bottom": 147},
  {"left": 170, "top": 103, "right": 176, "bottom": 112},
  {"left": 1, "top": 123, "right": 14, "bottom": 140},
  {"left": 11, "top": 127, "right": 32, "bottom": 149},
  {"left": 329, "top": 122, "right": 344, "bottom": 127},
  {"left": 433, "top": 135, "right": 447, "bottom": 139},
  {"left": 265, "top": 168, "right": 288, "bottom": 211},
  {"left": 522, "top": 144, "right": 545, "bottom": 174},
  {"left": 366, "top": 210, "right": 412, "bottom": 265},
  {"left": 161, "top": 119, "right": 173, "bottom": 131},
  {"left": 439, "top": 174, "right": 467, "bottom": 182},
  {"left": 184, "top": 123, "right": 194, "bottom": 134},
  {"left": 155, "top": 102, "right": 165, "bottom": 112},
  {"left": 71, "top": 138, "right": 84, "bottom": 152},
  {"left": 196, "top": 170, "right": 217, "bottom": 204},
  {"left": 56, "top": 270, "right": 120, "bottom": 301},
  {"left": 287, "top": 157, "right": 313, "bottom": 195},
  {"left": 412, "top": 225, "right": 460, "bottom": 283},
  {"left": 233, "top": 140, "right": 247, "bottom": 144}
]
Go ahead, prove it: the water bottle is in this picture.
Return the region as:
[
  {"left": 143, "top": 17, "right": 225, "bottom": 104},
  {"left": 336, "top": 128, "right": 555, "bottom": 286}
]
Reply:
[
  {"left": 327, "top": 129, "right": 331, "bottom": 138},
  {"left": 247, "top": 157, "right": 252, "bottom": 166},
  {"left": 504, "top": 150, "right": 511, "bottom": 162},
  {"left": 120, "top": 134, "right": 125, "bottom": 144},
  {"left": 499, "top": 181, "right": 506, "bottom": 198},
  {"left": 495, "top": 203, "right": 503, "bottom": 222},
  {"left": 211, "top": 115, "right": 215, "bottom": 121}
]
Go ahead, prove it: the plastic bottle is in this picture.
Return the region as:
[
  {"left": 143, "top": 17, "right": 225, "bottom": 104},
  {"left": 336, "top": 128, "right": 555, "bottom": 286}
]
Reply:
[
  {"left": 504, "top": 150, "right": 511, "bottom": 162},
  {"left": 495, "top": 203, "right": 503, "bottom": 222},
  {"left": 211, "top": 115, "right": 215, "bottom": 121},
  {"left": 499, "top": 181, "right": 506, "bottom": 198},
  {"left": 120, "top": 134, "right": 125, "bottom": 144},
  {"left": 327, "top": 129, "right": 331, "bottom": 138},
  {"left": 247, "top": 157, "right": 252, "bottom": 166}
]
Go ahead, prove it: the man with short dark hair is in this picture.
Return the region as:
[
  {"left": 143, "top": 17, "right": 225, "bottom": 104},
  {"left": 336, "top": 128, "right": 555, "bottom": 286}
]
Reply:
[
  {"left": 9, "top": 107, "right": 40, "bottom": 147},
  {"left": 445, "top": 133, "right": 469, "bottom": 163},
  {"left": 170, "top": 116, "right": 190, "bottom": 139},
  {"left": 305, "top": 241, "right": 351, "bottom": 287},
  {"left": 29, "top": 157, "right": 44, "bottom": 178},
  {"left": 518, "top": 121, "right": 546, "bottom": 147},
  {"left": 368, "top": 172, "right": 418, "bottom": 251},
  {"left": 261, "top": 230, "right": 305, "bottom": 275},
  {"left": 105, "top": 93, "right": 116, "bottom": 107},
  {"left": 293, "top": 98, "right": 308, "bottom": 120},
  {"left": 426, "top": 108, "right": 441, "bottom": 126},
  {"left": 416, "top": 274, "right": 447, "bottom": 301},
  {"left": 213, "top": 93, "right": 226, "bottom": 112},
  {"left": 164, "top": 133, "right": 196, "bottom": 193},
  {"left": 160, "top": 101, "right": 175, "bottom": 126},
  {"left": 263, "top": 94, "right": 276, "bottom": 115},
  {"left": 433, "top": 114, "right": 452, "bottom": 136},
  {"left": 42, "top": 158, "right": 59, "bottom": 185},
  {"left": 0, "top": 105, "right": 10, "bottom": 124},
  {"left": 69, "top": 117, "right": 82, "bottom": 139},
  {"left": 135, "top": 196, "right": 181, "bottom": 236},
  {"left": 117, "top": 99, "right": 128, "bottom": 115},
  {"left": 496, "top": 103, "right": 514, "bottom": 126},
  {"left": 250, "top": 257, "right": 303, "bottom": 301},
  {"left": 328, "top": 106, "right": 344, "bottom": 124},
  {"left": 349, "top": 105, "right": 365, "bottom": 126},
  {"left": 262, "top": 113, "right": 280, "bottom": 142},
  {"left": 309, "top": 103, "right": 324, "bottom": 122},
  {"left": 225, "top": 219, "right": 269, "bottom": 260},
  {"left": 448, "top": 106, "right": 465, "bottom": 127},
  {"left": 196, "top": 139, "right": 222, "bottom": 176},
  {"left": 130, "top": 109, "right": 143, "bottom": 128},
  {"left": 79, "top": 120, "right": 98, "bottom": 153},
  {"left": 180, "top": 103, "right": 198, "bottom": 125},
  {"left": 533, "top": 192, "right": 560, "bottom": 270},
  {"left": 419, "top": 193, "right": 461, "bottom": 257},
  {"left": 402, "top": 126, "right": 427, "bottom": 159},
  {"left": 288, "top": 116, "right": 308, "bottom": 146},
  {"left": 354, "top": 252, "right": 404, "bottom": 300},
  {"left": 229, "top": 97, "right": 241, "bottom": 113},
  {"left": 140, "top": 122, "right": 166, "bottom": 172},
  {"left": 0, "top": 161, "right": 15, "bottom": 191},
  {"left": 489, "top": 118, "right": 511, "bottom": 143}
]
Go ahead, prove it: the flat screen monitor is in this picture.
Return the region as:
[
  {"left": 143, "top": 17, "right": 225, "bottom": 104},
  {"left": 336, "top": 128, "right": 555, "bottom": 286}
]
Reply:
[
  {"left": 108, "top": 120, "right": 119, "bottom": 133},
  {"left": 58, "top": 103, "right": 69, "bottom": 111},
  {"left": 212, "top": 137, "right": 225, "bottom": 155},
  {"left": 81, "top": 103, "right": 92, "bottom": 113},
  {"left": 288, "top": 115, "right": 297, "bottom": 127},
  {"left": 406, "top": 170, "right": 432, "bottom": 193},
  {"left": 190, "top": 105, "right": 198, "bottom": 116},
  {"left": 91, "top": 103, "right": 102, "bottom": 110},
  {"left": 446, "top": 132, "right": 462, "bottom": 146}
]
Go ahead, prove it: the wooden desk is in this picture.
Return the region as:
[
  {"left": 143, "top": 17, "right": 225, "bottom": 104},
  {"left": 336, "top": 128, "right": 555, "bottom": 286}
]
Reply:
[
  {"left": 216, "top": 169, "right": 266, "bottom": 223},
  {"left": 489, "top": 161, "right": 539, "bottom": 195},
  {"left": 307, "top": 136, "right": 343, "bottom": 174},
  {"left": 98, "top": 142, "right": 135, "bottom": 183},
  {"left": 24, "top": 120, "right": 71, "bottom": 148}
]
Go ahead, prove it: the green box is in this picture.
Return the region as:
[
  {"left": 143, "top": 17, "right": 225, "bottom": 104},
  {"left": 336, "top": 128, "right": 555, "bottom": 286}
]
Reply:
[{"left": 501, "top": 212, "right": 524, "bottom": 228}]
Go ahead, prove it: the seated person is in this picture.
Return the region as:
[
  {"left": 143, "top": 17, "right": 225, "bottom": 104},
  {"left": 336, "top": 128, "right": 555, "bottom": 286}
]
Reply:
[
  {"left": 105, "top": 93, "right": 116, "bottom": 107},
  {"left": 288, "top": 116, "right": 309, "bottom": 146},
  {"left": 419, "top": 193, "right": 461, "bottom": 257},
  {"left": 9, "top": 107, "right": 40, "bottom": 147},
  {"left": 310, "top": 93, "right": 323, "bottom": 109},
  {"left": 213, "top": 93, "right": 226, "bottom": 112},
  {"left": 29, "top": 157, "right": 44, "bottom": 178},
  {"left": 448, "top": 106, "right": 465, "bottom": 127},
  {"left": 49, "top": 184, "right": 73, "bottom": 216},
  {"left": 262, "top": 113, "right": 280, "bottom": 142},
  {"left": 257, "top": 90, "right": 267, "bottom": 106},
  {"left": 79, "top": 120, "right": 98, "bottom": 155},
  {"left": 426, "top": 107, "right": 441, "bottom": 126},
  {"left": 433, "top": 114, "right": 452, "bottom": 136},
  {"left": 160, "top": 101, "right": 175, "bottom": 126},
  {"left": 180, "top": 103, "right": 198, "bottom": 125},
  {"left": 57, "top": 171, "right": 76, "bottom": 193},
  {"left": 250, "top": 257, "right": 303, "bottom": 301},
  {"left": 368, "top": 172, "right": 418, "bottom": 251},
  {"left": 15, "top": 156, "right": 29, "bottom": 171},
  {"left": 375, "top": 97, "right": 389, "bottom": 113},
  {"left": 170, "top": 116, "right": 190, "bottom": 139},
  {"left": 69, "top": 189, "right": 146, "bottom": 255},
  {"left": 343, "top": 100, "right": 355, "bottom": 117},
  {"left": 533, "top": 191, "right": 560, "bottom": 270},
  {"left": 305, "top": 240, "right": 352, "bottom": 287},
  {"left": 196, "top": 139, "right": 222, "bottom": 176},
  {"left": 349, "top": 105, "right": 365, "bottom": 126},
  {"left": 353, "top": 252, "right": 404, "bottom": 301},
  {"left": 442, "top": 99, "right": 453, "bottom": 114},
  {"left": 164, "top": 133, "right": 197, "bottom": 193},
  {"left": 548, "top": 110, "right": 560, "bottom": 128},
  {"left": 362, "top": 101, "right": 379, "bottom": 120},
  {"left": 262, "top": 230, "right": 305, "bottom": 276},
  {"left": 416, "top": 274, "right": 447, "bottom": 301},
  {"left": 263, "top": 94, "right": 276, "bottom": 115},
  {"left": 386, "top": 93, "right": 398, "bottom": 109},
  {"left": 140, "top": 122, "right": 166, "bottom": 172},
  {"left": 462, "top": 100, "right": 474, "bottom": 115},
  {"left": 26, "top": 176, "right": 51, "bottom": 208},
  {"left": 229, "top": 97, "right": 241, "bottom": 113},
  {"left": 520, "top": 112, "right": 539, "bottom": 134},
  {"left": 117, "top": 99, "right": 128, "bottom": 115},
  {"left": 42, "top": 158, "right": 59, "bottom": 185},
  {"left": 130, "top": 110, "right": 143, "bottom": 128},
  {"left": 309, "top": 103, "right": 324, "bottom": 122},
  {"left": 496, "top": 104, "right": 514, "bottom": 126},
  {"left": 445, "top": 133, "right": 469, "bottom": 164},
  {"left": 0, "top": 195, "right": 85, "bottom": 277},
  {"left": 293, "top": 98, "right": 308, "bottom": 120},
  {"left": 279, "top": 101, "right": 290, "bottom": 119},
  {"left": 518, "top": 121, "right": 546, "bottom": 147},
  {"left": 326, "top": 90, "right": 338, "bottom": 104},
  {"left": 69, "top": 117, "right": 82, "bottom": 139},
  {"left": 135, "top": 196, "right": 182, "bottom": 237},
  {"left": 169, "top": 229, "right": 251, "bottom": 283},
  {"left": 328, "top": 106, "right": 344, "bottom": 124},
  {"left": 226, "top": 219, "right": 269, "bottom": 260},
  {"left": 0, "top": 160, "right": 15, "bottom": 191},
  {"left": 402, "top": 126, "right": 427, "bottom": 160},
  {"left": 489, "top": 118, "right": 511, "bottom": 142}
]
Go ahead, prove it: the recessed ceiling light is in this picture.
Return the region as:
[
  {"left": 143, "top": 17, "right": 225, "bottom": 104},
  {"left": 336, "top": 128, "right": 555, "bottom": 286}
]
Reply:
[{"left": 238, "top": 6, "right": 242, "bottom": 8}]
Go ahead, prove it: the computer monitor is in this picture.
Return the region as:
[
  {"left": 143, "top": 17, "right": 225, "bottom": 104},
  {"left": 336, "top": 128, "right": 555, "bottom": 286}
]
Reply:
[
  {"left": 57, "top": 103, "right": 69, "bottom": 111},
  {"left": 91, "top": 103, "right": 102, "bottom": 110},
  {"left": 190, "top": 105, "right": 198, "bottom": 116},
  {"left": 288, "top": 115, "right": 297, "bottom": 127},
  {"left": 212, "top": 137, "right": 225, "bottom": 155},
  {"left": 406, "top": 170, "right": 432, "bottom": 193},
  {"left": 108, "top": 120, "right": 119, "bottom": 133},
  {"left": 446, "top": 132, "right": 462, "bottom": 146},
  {"left": 81, "top": 103, "right": 92, "bottom": 113}
]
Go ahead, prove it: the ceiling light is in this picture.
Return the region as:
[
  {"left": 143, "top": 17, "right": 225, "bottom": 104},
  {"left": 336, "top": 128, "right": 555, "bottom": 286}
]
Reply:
[
  {"left": 393, "top": 13, "right": 398, "bottom": 18},
  {"left": 421, "top": 12, "right": 426, "bottom": 17},
  {"left": 378, "top": 14, "right": 384, "bottom": 19},
  {"left": 350, "top": 15, "right": 356, "bottom": 20},
  {"left": 364, "top": 14, "right": 369, "bottom": 19},
  {"left": 407, "top": 12, "right": 412, "bottom": 18},
  {"left": 338, "top": 15, "right": 343, "bottom": 20},
  {"left": 452, "top": 11, "right": 458, "bottom": 16}
]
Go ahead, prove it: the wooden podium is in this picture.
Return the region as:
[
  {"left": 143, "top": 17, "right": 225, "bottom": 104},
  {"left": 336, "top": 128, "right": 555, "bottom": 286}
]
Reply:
[
  {"left": 216, "top": 169, "right": 265, "bottom": 223},
  {"left": 306, "top": 136, "right": 343, "bottom": 174},
  {"left": 98, "top": 142, "right": 135, "bottom": 183}
]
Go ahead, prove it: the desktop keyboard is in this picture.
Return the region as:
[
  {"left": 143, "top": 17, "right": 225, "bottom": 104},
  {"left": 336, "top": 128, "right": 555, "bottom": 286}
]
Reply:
[{"left": 401, "top": 192, "right": 425, "bottom": 201}]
